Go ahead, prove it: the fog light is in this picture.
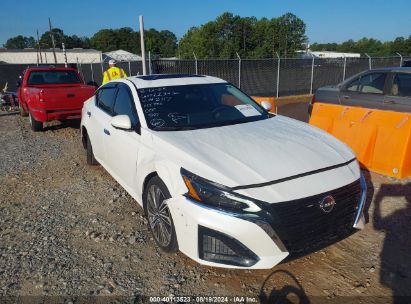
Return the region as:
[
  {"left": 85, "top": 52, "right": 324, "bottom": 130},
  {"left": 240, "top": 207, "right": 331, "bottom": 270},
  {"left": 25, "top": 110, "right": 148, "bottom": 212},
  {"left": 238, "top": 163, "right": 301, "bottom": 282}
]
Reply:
[{"left": 198, "top": 226, "right": 259, "bottom": 267}]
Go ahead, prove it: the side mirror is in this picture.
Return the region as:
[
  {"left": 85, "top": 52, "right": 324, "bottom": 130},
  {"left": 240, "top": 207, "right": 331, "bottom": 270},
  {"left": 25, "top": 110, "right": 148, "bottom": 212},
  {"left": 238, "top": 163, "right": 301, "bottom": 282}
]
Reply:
[
  {"left": 260, "top": 101, "right": 272, "bottom": 112},
  {"left": 16, "top": 80, "right": 21, "bottom": 88},
  {"left": 111, "top": 115, "right": 132, "bottom": 130}
]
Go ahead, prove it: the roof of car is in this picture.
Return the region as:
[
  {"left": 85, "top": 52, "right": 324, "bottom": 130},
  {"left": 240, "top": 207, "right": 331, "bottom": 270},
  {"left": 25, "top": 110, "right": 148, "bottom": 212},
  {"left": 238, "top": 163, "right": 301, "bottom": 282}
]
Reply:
[
  {"left": 370, "top": 67, "right": 411, "bottom": 73},
  {"left": 26, "top": 66, "right": 77, "bottom": 71},
  {"left": 126, "top": 74, "right": 227, "bottom": 88}
]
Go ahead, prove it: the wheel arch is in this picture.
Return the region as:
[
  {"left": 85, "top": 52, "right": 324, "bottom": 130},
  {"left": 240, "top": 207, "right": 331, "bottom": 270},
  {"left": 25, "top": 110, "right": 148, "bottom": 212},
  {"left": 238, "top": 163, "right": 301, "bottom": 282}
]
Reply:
[
  {"left": 142, "top": 171, "right": 159, "bottom": 202},
  {"left": 81, "top": 126, "right": 88, "bottom": 149}
]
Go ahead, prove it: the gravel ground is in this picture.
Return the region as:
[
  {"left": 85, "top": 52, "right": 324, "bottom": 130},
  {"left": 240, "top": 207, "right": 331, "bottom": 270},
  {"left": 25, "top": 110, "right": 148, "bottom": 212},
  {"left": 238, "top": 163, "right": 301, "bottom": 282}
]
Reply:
[{"left": 0, "top": 109, "right": 410, "bottom": 304}]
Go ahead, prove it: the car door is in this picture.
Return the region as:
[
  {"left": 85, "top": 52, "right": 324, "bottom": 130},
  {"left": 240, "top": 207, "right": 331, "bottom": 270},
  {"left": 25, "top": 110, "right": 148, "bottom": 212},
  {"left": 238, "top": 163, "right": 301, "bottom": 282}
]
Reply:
[
  {"left": 339, "top": 71, "right": 388, "bottom": 110},
  {"left": 89, "top": 84, "right": 118, "bottom": 164},
  {"left": 383, "top": 72, "right": 411, "bottom": 113},
  {"left": 103, "top": 83, "right": 141, "bottom": 195}
]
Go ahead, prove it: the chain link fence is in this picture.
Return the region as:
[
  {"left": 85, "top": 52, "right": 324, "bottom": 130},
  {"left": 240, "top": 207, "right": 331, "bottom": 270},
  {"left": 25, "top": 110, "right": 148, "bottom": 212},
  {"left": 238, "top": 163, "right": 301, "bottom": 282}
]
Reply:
[{"left": 0, "top": 55, "right": 404, "bottom": 97}]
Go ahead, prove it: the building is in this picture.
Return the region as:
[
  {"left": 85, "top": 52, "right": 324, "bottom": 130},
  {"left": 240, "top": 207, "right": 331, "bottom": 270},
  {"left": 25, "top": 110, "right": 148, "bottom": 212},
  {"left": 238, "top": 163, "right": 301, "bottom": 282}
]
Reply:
[
  {"left": 0, "top": 48, "right": 102, "bottom": 64},
  {"left": 297, "top": 50, "right": 361, "bottom": 59},
  {"left": 103, "top": 49, "right": 142, "bottom": 62}
]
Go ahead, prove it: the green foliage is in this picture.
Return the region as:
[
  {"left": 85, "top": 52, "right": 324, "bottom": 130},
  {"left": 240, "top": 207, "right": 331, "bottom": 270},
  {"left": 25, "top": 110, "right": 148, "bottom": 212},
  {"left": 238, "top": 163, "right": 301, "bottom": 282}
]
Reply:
[
  {"left": 4, "top": 12, "right": 410, "bottom": 58},
  {"left": 179, "top": 12, "right": 307, "bottom": 58},
  {"left": 89, "top": 27, "right": 177, "bottom": 57},
  {"left": 310, "top": 36, "right": 411, "bottom": 56},
  {"left": 4, "top": 29, "right": 90, "bottom": 50},
  {"left": 4, "top": 35, "right": 36, "bottom": 49}
]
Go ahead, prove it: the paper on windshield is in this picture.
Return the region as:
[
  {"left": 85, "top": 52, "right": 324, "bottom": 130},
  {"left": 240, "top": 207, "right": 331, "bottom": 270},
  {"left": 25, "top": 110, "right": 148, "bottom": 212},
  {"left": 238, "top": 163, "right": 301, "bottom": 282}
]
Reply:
[{"left": 234, "top": 104, "right": 261, "bottom": 117}]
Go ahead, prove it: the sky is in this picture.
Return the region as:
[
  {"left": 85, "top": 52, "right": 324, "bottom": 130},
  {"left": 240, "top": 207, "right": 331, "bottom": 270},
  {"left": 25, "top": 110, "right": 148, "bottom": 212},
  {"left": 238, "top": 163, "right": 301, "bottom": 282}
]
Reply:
[{"left": 0, "top": 0, "right": 410, "bottom": 46}]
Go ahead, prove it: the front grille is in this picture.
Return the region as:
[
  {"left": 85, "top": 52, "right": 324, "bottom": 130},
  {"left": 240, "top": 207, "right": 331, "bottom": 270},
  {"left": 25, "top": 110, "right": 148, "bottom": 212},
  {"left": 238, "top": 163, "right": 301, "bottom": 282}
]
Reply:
[{"left": 268, "top": 179, "right": 361, "bottom": 256}]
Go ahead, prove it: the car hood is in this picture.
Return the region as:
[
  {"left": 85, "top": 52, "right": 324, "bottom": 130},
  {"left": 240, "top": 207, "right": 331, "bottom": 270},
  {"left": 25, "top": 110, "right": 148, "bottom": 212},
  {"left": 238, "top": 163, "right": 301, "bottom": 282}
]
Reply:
[{"left": 149, "top": 115, "right": 355, "bottom": 188}]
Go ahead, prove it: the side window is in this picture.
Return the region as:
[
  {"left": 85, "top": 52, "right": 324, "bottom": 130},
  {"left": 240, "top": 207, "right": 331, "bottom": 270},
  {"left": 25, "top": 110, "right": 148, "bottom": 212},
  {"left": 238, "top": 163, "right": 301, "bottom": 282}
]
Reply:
[
  {"left": 347, "top": 77, "right": 360, "bottom": 92},
  {"left": 391, "top": 73, "right": 411, "bottom": 97},
  {"left": 96, "top": 86, "right": 117, "bottom": 115},
  {"left": 358, "top": 73, "right": 386, "bottom": 94},
  {"left": 113, "top": 84, "right": 139, "bottom": 126}
]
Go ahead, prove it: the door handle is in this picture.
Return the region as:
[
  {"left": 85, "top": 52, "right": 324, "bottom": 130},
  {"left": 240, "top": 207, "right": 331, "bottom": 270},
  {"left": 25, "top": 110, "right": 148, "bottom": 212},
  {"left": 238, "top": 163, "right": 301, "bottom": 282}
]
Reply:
[
  {"left": 384, "top": 100, "right": 396, "bottom": 104},
  {"left": 343, "top": 95, "right": 350, "bottom": 99},
  {"left": 86, "top": 111, "right": 91, "bottom": 117},
  {"left": 104, "top": 128, "right": 110, "bottom": 135},
  {"left": 67, "top": 93, "right": 76, "bottom": 98}
]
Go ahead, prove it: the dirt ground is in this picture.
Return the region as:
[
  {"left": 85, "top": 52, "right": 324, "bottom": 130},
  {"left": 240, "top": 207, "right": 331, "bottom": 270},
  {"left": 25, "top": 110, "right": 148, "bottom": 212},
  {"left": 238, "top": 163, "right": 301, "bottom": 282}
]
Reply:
[{"left": 0, "top": 101, "right": 410, "bottom": 303}]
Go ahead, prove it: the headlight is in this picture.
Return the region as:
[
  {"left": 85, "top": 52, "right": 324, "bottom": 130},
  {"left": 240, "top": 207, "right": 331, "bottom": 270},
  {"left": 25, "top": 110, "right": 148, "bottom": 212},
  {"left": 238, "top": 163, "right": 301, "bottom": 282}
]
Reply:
[{"left": 181, "top": 168, "right": 261, "bottom": 213}]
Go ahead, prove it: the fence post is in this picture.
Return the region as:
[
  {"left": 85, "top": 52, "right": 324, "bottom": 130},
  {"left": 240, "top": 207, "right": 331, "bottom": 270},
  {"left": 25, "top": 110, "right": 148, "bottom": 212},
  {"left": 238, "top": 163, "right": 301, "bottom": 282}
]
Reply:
[
  {"left": 62, "top": 43, "right": 68, "bottom": 68},
  {"left": 193, "top": 52, "right": 198, "bottom": 74},
  {"left": 310, "top": 53, "right": 315, "bottom": 95},
  {"left": 90, "top": 62, "right": 95, "bottom": 83},
  {"left": 342, "top": 55, "right": 347, "bottom": 81},
  {"left": 139, "top": 16, "right": 147, "bottom": 75},
  {"left": 236, "top": 52, "right": 241, "bottom": 89},
  {"left": 148, "top": 51, "right": 152, "bottom": 75},
  {"left": 396, "top": 52, "right": 403, "bottom": 67},
  {"left": 275, "top": 52, "right": 280, "bottom": 98},
  {"left": 365, "top": 53, "right": 372, "bottom": 70},
  {"left": 100, "top": 53, "right": 104, "bottom": 79}
]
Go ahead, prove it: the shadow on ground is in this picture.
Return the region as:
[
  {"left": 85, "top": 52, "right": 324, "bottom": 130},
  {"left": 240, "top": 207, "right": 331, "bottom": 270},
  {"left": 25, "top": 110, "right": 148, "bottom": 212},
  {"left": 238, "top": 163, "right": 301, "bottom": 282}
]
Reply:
[
  {"left": 43, "top": 119, "right": 81, "bottom": 131},
  {"left": 373, "top": 182, "right": 411, "bottom": 303},
  {"left": 259, "top": 270, "right": 310, "bottom": 304}
]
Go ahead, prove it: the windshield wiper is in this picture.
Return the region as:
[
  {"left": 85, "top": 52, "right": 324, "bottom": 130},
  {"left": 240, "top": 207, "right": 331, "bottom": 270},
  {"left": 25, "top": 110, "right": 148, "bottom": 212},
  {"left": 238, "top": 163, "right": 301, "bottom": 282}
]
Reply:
[{"left": 153, "top": 126, "right": 198, "bottom": 131}]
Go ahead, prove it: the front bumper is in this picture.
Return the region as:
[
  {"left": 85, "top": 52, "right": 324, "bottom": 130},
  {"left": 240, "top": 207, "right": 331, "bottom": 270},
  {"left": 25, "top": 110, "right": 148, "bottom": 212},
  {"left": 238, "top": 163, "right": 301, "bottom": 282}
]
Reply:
[{"left": 167, "top": 176, "right": 366, "bottom": 269}]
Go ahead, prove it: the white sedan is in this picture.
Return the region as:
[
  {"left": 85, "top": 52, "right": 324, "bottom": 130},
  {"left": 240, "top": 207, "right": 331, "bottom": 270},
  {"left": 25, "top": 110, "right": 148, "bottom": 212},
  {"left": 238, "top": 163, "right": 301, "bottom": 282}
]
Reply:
[{"left": 80, "top": 74, "right": 367, "bottom": 269}]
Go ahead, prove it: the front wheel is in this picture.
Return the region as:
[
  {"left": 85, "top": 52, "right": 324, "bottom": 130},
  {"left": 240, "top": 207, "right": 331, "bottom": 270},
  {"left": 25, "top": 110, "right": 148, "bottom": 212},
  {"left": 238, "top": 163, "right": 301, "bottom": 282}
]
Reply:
[
  {"left": 144, "top": 176, "right": 178, "bottom": 252},
  {"left": 29, "top": 112, "right": 43, "bottom": 132}
]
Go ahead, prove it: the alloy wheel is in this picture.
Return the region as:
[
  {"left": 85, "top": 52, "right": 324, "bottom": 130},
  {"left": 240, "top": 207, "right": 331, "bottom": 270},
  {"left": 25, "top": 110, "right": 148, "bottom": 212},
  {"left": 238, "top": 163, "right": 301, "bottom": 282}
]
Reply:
[{"left": 146, "top": 184, "right": 173, "bottom": 247}]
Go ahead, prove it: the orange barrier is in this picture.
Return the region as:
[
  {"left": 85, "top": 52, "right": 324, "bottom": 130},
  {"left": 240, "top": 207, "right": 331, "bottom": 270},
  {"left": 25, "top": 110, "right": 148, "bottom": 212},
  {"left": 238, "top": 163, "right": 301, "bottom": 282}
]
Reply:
[
  {"left": 309, "top": 103, "right": 411, "bottom": 179},
  {"left": 252, "top": 96, "right": 277, "bottom": 113}
]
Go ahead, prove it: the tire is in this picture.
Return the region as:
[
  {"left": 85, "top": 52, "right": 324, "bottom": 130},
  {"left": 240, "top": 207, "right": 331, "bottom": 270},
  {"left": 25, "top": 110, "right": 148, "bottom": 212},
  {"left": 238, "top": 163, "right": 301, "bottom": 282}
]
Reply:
[
  {"left": 29, "top": 112, "right": 43, "bottom": 132},
  {"left": 143, "top": 176, "right": 178, "bottom": 252},
  {"left": 86, "top": 135, "right": 99, "bottom": 166}
]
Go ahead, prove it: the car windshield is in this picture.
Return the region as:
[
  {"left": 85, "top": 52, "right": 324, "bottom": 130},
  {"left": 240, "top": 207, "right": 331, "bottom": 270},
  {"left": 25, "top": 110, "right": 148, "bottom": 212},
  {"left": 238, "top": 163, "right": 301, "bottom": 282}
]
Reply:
[
  {"left": 137, "top": 83, "right": 270, "bottom": 131},
  {"left": 27, "top": 70, "right": 81, "bottom": 85}
]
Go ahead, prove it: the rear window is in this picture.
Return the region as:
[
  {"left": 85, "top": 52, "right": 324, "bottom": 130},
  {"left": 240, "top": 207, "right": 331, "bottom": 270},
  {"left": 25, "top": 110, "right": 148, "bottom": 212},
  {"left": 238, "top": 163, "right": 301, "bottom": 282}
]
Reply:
[{"left": 27, "top": 70, "right": 81, "bottom": 85}]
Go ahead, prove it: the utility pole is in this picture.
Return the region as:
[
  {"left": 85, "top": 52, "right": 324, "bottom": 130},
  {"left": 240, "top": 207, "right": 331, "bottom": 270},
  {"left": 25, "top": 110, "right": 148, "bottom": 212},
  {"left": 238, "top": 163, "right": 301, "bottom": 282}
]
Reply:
[
  {"left": 139, "top": 15, "right": 147, "bottom": 75},
  {"left": 36, "top": 30, "right": 43, "bottom": 64},
  {"left": 49, "top": 18, "right": 58, "bottom": 64}
]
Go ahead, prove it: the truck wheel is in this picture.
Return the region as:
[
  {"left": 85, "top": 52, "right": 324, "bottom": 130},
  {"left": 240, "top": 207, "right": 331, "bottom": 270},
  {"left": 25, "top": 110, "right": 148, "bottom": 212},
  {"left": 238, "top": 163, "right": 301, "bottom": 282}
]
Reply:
[
  {"left": 29, "top": 112, "right": 43, "bottom": 132},
  {"left": 86, "top": 135, "right": 99, "bottom": 165},
  {"left": 143, "top": 176, "right": 178, "bottom": 253}
]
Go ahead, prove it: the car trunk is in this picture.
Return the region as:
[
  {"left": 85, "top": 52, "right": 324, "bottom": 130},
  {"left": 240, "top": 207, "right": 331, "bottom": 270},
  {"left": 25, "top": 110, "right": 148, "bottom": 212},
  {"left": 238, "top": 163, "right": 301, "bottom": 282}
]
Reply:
[{"left": 30, "top": 84, "right": 95, "bottom": 111}]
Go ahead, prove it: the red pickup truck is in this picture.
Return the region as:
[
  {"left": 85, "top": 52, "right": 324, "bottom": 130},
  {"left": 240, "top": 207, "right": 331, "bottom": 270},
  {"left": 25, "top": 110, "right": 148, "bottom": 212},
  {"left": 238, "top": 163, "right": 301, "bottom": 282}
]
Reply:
[{"left": 17, "top": 67, "right": 96, "bottom": 131}]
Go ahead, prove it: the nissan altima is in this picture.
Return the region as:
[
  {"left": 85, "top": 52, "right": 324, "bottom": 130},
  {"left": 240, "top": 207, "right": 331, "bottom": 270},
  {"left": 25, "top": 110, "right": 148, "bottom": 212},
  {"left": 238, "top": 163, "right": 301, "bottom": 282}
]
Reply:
[{"left": 80, "top": 74, "right": 367, "bottom": 269}]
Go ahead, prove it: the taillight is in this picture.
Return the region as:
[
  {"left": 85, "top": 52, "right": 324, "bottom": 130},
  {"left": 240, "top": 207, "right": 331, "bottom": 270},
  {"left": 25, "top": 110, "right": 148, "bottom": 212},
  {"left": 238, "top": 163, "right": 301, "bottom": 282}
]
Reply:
[{"left": 39, "top": 90, "right": 45, "bottom": 102}]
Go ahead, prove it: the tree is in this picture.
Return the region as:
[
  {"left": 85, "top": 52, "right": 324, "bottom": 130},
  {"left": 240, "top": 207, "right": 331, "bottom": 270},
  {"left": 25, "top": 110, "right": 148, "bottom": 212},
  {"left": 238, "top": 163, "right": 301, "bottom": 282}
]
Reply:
[
  {"left": 4, "top": 35, "right": 36, "bottom": 49},
  {"left": 178, "top": 12, "right": 307, "bottom": 58},
  {"left": 40, "top": 28, "right": 65, "bottom": 48},
  {"left": 89, "top": 27, "right": 176, "bottom": 56},
  {"left": 310, "top": 37, "right": 411, "bottom": 56}
]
